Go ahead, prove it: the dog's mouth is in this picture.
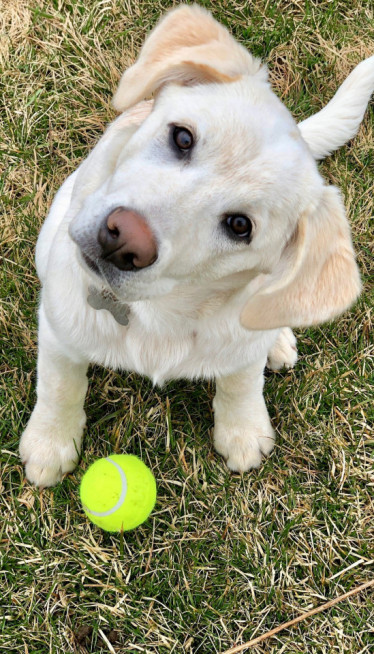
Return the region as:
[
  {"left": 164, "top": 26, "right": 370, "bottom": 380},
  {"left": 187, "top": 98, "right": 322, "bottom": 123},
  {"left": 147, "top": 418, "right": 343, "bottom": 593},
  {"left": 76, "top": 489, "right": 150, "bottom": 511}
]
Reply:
[
  {"left": 78, "top": 249, "right": 145, "bottom": 302},
  {"left": 73, "top": 233, "right": 177, "bottom": 303},
  {"left": 81, "top": 252, "right": 101, "bottom": 277}
]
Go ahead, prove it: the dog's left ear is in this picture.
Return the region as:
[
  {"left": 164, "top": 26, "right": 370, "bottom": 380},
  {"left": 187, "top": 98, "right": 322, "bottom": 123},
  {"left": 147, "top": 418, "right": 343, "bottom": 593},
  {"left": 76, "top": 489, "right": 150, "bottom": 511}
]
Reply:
[
  {"left": 112, "top": 5, "right": 264, "bottom": 112},
  {"left": 240, "top": 186, "right": 361, "bottom": 330}
]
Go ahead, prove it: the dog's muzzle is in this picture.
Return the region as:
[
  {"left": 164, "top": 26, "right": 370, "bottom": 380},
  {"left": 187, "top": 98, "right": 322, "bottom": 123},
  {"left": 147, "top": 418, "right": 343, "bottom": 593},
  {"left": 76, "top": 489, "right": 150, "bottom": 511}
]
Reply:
[{"left": 98, "top": 207, "right": 158, "bottom": 272}]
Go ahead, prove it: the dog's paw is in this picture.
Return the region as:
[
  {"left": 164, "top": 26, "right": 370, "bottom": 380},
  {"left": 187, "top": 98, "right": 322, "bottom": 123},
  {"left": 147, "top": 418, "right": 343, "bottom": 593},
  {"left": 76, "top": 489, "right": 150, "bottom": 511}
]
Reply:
[
  {"left": 214, "top": 420, "right": 275, "bottom": 472},
  {"left": 267, "top": 327, "right": 298, "bottom": 370},
  {"left": 19, "top": 408, "right": 86, "bottom": 487}
]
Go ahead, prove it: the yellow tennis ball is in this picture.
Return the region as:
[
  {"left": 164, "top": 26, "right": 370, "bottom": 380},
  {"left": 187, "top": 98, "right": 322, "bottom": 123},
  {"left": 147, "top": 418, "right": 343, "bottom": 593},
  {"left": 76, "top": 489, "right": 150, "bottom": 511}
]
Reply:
[{"left": 80, "top": 454, "right": 156, "bottom": 532}]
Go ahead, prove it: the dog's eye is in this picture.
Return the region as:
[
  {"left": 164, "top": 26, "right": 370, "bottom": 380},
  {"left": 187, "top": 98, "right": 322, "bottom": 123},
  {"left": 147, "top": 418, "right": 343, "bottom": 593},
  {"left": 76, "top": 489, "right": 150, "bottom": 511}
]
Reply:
[
  {"left": 224, "top": 214, "right": 252, "bottom": 240},
  {"left": 173, "top": 126, "right": 194, "bottom": 151}
]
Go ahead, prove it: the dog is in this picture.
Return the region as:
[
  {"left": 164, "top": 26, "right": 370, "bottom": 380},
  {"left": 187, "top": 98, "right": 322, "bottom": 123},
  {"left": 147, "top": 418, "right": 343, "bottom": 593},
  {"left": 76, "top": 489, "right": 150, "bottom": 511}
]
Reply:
[{"left": 19, "top": 5, "right": 374, "bottom": 486}]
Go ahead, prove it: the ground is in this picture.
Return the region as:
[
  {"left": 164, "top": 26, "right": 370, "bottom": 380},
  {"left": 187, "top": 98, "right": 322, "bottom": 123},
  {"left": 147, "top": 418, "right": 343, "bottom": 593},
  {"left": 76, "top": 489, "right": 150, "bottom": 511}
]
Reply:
[{"left": 0, "top": 1, "right": 373, "bottom": 652}]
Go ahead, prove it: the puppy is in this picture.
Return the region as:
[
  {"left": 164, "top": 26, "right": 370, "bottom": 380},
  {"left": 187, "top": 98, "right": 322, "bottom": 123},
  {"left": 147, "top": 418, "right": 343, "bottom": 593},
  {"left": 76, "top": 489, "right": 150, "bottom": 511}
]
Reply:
[{"left": 20, "top": 5, "right": 374, "bottom": 486}]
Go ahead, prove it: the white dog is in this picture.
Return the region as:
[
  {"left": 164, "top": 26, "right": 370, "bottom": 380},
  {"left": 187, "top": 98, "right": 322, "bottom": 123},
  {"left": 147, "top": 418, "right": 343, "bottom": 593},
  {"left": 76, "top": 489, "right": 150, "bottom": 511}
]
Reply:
[{"left": 20, "top": 5, "right": 374, "bottom": 486}]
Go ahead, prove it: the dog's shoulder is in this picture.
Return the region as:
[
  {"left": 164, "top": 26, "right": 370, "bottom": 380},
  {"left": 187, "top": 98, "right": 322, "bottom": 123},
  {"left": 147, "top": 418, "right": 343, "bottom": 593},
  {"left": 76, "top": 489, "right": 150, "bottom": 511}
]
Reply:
[{"left": 35, "top": 170, "right": 79, "bottom": 284}]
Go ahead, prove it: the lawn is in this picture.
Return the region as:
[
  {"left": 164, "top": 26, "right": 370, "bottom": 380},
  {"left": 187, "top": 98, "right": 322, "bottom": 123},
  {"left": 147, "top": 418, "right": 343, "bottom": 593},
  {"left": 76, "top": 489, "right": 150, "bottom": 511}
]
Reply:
[{"left": 1, "top": 0, "right": 373, "bottom": 652}]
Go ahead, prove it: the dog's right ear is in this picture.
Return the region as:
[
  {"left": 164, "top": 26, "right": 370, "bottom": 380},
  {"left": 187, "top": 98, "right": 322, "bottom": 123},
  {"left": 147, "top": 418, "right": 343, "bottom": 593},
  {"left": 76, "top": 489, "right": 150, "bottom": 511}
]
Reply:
[
  {"left": 112, "top": 4, "right": 264, "bottom": 112},
  {"left": 240, "top": 186, "right": 361, "bottom": 330}
]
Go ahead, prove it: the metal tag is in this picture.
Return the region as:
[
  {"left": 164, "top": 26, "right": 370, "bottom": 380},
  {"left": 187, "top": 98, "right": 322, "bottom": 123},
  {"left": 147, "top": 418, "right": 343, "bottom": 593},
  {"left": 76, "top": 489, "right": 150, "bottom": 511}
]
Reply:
[{"left": 87, "top": 286, "right": 130, "bottom": 326}]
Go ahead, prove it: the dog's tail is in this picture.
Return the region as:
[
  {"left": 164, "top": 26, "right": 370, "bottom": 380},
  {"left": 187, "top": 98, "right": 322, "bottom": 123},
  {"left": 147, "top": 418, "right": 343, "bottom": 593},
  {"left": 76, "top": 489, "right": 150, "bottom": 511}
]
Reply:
[{"left": 298, "top": 55, "right": 374, "bottom": 160}]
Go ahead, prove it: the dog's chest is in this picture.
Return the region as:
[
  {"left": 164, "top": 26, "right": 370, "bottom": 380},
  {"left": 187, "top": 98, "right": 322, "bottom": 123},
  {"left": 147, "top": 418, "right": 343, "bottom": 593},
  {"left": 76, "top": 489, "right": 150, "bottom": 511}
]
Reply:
[
  {"left": 80, "top": 298, "right": 275, "bottom": 384},
  {"left": 44, "top": 262, "right": 276, "bottom": 383}
]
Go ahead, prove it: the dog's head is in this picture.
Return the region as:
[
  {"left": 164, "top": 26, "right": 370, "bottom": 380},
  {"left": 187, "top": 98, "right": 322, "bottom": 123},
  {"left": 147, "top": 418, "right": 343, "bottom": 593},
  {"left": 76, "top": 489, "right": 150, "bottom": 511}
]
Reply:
[{"left": 68, "top": 4, "right": 360, "bottom": 329}]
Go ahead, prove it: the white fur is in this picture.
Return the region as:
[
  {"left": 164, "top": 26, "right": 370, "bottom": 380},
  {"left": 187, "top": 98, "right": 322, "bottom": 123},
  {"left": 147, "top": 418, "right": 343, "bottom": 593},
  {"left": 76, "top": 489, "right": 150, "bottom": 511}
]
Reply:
[{"left": 19, "top": 9, "right": 373, "bottom": 486}]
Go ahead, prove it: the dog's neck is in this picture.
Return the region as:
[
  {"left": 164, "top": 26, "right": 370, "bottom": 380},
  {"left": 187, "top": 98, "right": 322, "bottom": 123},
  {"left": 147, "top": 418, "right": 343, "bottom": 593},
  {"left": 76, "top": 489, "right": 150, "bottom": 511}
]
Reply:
[{"left": 86, "top": 269, "right": 257, "bottom": 327}]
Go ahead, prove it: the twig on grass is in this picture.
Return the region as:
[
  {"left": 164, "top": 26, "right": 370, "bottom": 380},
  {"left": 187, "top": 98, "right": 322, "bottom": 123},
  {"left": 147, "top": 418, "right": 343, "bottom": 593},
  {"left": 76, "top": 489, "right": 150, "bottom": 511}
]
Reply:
[{"left": 222, "top": 579, "right": 374, "bottom": 653}]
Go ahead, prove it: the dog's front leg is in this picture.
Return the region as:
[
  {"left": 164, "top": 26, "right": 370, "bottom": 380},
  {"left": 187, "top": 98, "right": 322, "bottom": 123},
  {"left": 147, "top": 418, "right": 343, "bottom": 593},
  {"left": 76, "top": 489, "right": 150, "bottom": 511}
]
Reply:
[
  {"left": 213, "top": 357, "right": 275, "bottom": 472},
  {"left": 20, "top": 306, "right": 89, "bottom": 487}
]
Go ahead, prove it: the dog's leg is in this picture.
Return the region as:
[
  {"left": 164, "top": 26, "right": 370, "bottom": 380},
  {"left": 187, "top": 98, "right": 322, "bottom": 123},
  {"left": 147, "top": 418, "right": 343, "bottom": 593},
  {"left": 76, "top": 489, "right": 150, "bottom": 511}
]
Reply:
[
  {"left": 267, "top": 327, "right": 298, "bottom": 370},
  {"left": 19, "top": 307, "right": 89, "bottom": 487},
  {"left": 213, "top": 357, "right": 274, "bottom": 471}
]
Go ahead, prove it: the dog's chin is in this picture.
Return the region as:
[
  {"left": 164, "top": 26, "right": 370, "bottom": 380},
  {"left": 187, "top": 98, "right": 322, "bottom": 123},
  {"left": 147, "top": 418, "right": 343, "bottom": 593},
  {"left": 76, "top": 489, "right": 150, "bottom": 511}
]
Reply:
[{"left": 77, "top": 251, "right": 177, "bottom": 302}]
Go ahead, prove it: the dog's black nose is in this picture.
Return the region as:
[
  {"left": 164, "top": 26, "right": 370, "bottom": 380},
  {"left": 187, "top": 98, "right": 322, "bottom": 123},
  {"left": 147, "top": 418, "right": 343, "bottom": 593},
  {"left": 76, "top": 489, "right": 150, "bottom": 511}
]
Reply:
[{"left": 98, "top": 207, "right": 158, "bottom": 271}]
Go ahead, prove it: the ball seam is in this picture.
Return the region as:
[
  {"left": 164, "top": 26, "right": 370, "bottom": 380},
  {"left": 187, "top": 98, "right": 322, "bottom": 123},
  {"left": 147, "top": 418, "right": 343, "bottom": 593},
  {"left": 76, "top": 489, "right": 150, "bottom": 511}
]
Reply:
[{"left": 82, "top": 457, "right": 128, "bottom": 517}]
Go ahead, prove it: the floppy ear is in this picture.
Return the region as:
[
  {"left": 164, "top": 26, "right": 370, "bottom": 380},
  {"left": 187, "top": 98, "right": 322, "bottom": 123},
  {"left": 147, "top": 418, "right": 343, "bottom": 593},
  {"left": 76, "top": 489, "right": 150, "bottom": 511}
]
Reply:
[
  {"left": 112, "top": 4, "right": 264, "bottom": 112},
  {"left": 240, "top": 186, "right": 361, "bottom": 330}
]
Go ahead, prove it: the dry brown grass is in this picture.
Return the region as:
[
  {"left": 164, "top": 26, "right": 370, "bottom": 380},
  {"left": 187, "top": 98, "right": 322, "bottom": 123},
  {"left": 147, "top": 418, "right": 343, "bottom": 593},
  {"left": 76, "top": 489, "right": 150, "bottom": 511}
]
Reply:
[{"left": 1, "top": 1, "right": 373, "bottom": 653}]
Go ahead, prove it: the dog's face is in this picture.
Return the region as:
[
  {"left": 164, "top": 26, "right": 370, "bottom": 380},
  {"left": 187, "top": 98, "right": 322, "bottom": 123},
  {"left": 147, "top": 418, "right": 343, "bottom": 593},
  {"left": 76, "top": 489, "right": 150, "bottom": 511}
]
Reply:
[
  {"left": 69, "top": 4, "right": 360, "bottom": 330},
  {"left": 70, "top": 78, "right": 321, "bottom": 300}
]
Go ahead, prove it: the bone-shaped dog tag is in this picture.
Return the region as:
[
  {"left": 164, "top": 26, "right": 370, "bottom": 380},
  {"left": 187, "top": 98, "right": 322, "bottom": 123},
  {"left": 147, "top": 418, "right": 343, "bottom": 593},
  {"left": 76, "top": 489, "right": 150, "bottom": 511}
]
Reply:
[{"left": 87, "top": 286, "right": 130, "bottom": 326}]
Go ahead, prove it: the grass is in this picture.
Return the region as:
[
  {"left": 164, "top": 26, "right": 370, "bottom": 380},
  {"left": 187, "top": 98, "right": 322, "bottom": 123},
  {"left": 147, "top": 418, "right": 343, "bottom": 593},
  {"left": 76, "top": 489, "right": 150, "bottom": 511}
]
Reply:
[{"left": 1, "top": 0, "right": 373, "bottom": 652}]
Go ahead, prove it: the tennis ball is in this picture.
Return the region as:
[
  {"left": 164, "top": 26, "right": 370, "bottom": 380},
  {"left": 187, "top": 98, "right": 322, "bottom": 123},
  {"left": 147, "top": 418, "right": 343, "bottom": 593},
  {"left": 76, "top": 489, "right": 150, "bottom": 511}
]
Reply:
[{"left": 80, "top": 454, "right": 156, "bottom": 532}]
